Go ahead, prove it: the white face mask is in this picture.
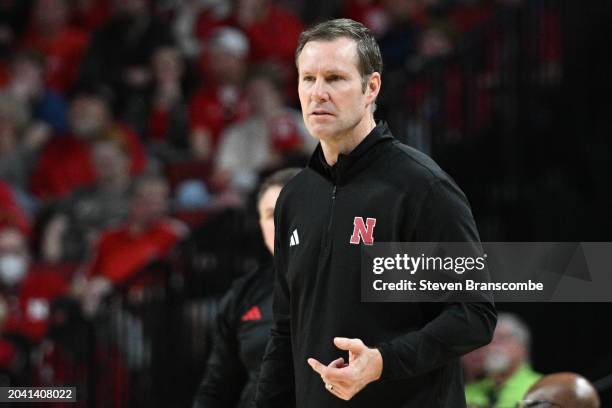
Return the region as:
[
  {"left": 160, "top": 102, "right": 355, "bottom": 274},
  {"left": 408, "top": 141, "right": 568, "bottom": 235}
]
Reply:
[
  {"left": 483, "top": 349, "right": 512, "bottom": 376},
  {"left": 0, "top": 255, "right": 28, "bottom": 286}
]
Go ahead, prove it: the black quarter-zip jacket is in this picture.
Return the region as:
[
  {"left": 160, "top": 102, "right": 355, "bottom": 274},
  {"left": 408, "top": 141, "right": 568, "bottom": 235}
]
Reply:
[{"left": 254, "top": 122, "right": 497, "bottom": 408}]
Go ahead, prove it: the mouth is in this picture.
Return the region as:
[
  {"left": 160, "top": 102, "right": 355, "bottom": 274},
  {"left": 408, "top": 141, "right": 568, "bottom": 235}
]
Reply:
[{"left": 310, "top": 110, "right": 334, "bottom": 117}]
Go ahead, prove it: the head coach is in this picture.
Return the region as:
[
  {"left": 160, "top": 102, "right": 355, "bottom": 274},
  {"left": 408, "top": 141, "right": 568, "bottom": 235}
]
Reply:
[{"left": 253, "top": 18, "right": 497, "bottom": 408}]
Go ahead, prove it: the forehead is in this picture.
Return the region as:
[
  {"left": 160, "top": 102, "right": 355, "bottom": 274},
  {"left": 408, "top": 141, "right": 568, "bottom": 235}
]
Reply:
[{"left": 298, "top": 37, "right": 360, "bottom": 74}]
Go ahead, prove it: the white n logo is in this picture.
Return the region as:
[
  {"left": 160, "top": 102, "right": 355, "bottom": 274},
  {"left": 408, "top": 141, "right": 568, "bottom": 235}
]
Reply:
[{"left": 349, "top": 217, "right": 376, "bottom": 245}]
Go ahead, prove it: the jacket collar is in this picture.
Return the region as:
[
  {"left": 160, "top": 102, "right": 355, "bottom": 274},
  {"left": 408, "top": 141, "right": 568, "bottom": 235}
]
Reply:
[{"left": 307, "top": 121, "right": 394, "bottom": 185}]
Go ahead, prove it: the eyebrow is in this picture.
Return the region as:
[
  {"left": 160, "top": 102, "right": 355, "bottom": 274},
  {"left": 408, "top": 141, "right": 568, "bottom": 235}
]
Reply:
[{"left": 300, "top": 68, "right": 352, "bottom": 76}]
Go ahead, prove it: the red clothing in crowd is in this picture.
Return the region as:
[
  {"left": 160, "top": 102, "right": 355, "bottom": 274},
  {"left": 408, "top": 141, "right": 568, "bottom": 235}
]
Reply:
[
  {"left": 343, "top": 0, "right": 389, "bottom": 36},
  {"left": 0, "top": 181, "right": 30, "bottom": 235},
  {"left": 2, "top": 265, "right": 69, "bottom": 343},
  {"left": 20, "top": 27, "right": 89, "bottom": 92},
  {"left": 189, "top": 86, "right": 250, "bottom": 148},
  {"left": 89, "top": 220, "right": 184, "bottom": 284},
  {"left": 237, "top": 5, "right": 303, "bottom": 66},
  {"left": 30, "top": 125, "right": 146, "bottom": 200}
]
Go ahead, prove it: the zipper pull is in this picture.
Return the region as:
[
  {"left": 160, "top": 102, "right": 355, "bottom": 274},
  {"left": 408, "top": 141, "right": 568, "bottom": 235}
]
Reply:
[{"left": 332, "top": 185, "right": 337, "bottom": 199}]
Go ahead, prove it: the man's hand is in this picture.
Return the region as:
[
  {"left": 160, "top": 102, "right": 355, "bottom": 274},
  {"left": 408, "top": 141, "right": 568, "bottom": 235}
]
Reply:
[{"left": 307, "top": 337, "right": 383, "bottom": 401}]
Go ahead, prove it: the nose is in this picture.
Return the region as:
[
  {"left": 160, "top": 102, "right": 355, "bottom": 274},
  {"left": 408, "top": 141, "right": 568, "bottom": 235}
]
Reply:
[{"left": 311, "top": 76, "right": 330, "bottom": 103}]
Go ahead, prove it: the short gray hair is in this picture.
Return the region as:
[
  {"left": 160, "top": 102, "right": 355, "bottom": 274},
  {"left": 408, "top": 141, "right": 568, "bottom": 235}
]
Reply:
[{"left": 295, "top": 18, "right": 383, "bottom": 93}]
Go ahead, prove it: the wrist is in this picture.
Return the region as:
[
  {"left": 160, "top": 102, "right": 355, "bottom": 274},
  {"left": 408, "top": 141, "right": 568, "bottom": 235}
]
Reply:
[{"left": 370, "top": 347, "right": 383, "bottom": 381}]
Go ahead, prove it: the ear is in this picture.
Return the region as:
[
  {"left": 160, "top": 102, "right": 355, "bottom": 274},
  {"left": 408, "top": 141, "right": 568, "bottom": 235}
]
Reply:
[{"left": 366, "top": 72, "right": 381, "bottom": 106}]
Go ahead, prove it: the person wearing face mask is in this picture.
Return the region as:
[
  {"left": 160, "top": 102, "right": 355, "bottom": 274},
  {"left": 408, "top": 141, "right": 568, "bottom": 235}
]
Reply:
[
  {"left": 0, "top": 226, "right": 68, "bottom": 344},
  {"left": 192, "top": 168, "right": 300, "bottom": 408},
  {"left": 29, "top": 83, "right": 146, "bottom": 201},
  {"left": 465, "top": 313, "right": 542, "bottom": 408}
]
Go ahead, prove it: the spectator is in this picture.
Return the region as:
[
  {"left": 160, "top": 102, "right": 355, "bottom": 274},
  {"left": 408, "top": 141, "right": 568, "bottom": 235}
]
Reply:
[
  {"left": 0, "top": 0, "right": 32, "bottom": 60},
  {"left": 77, "top": 0, "right": 174, "bottom": 115},
  {"left": 520, "top": 372, "right": 600, "bottom": 408},
  {"left": 175, "top": 0, "right": 231, "bottom": 59},
  {"left": 30, "top": 83, "right": 146, "bottom": 201},
  {"left": 78, "top": 175, "right": 186, "bottom": 315},
  {"left": 144, "top": 46, "right": 191, "bottom": 162},
  {"left": 20, "top": 0, "right": 89, "bottom": 91},
  {"left": 0, "top": 226, "right": 69, "bottom": 344},
  {"left": 41, "top": 139, "right": 132, "bottom": 263},
  {"left": 343, "top": 0, "right": 390, "bottom": 37},
  {"left": 233, "top": 0, "right": 303, "bottom": 68},
  {"left": 189, "top": 27, "right": 251, "bottom": 160},
  {"left": 215, "top": 64, "right": 315, "bottom": 193},
  {"left": 465, "top": 313, "right": 542, "bottom": 408},
  {"left": 0, "top": 94, "right": 46, "bottom": 209},
  {"left": 3, "top": 50, "right": 68, "bottom": 134},
  {"left": 378, "top": 0, "right": 420, "bottom": 72}
]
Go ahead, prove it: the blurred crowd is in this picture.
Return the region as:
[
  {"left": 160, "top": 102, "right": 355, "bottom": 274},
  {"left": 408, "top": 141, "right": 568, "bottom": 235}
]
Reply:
[{"left": 0, "top": 0, "right": 565, "bottom": 402}]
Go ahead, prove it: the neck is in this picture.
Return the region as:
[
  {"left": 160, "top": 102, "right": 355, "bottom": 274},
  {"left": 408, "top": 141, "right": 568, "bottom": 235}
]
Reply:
[{"left": 320, "top": 115, "right": 376, "bottom": 166}]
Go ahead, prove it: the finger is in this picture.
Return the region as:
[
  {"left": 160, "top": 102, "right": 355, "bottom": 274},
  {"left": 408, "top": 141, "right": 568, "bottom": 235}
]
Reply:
[
  {"left": 322, "top": 365, "right": 354, "bottom": 385},
  {"left": 334, "top": 337, "right": 366, "bottom": 353},
  {"left": 307, "top": 358, "right": 326, "bottom": 376},
  {"left": 328, "top": 384, "right": 352, "bottom": 401},
  {"left": 328, "top": 357, "right": 345, "bottom": 368}
]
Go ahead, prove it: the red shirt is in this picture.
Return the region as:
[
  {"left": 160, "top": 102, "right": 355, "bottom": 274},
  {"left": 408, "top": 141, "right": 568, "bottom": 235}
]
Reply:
[
  {"left": 30, "top": 125, "right": 146, "bottom": 200},
  {"left": 239, "top": 6, "right": 303, "bottom": 66},
  {"left": 21, "top": 27, "right": 89, "bottom": 92},
  {"left": 89, "top": 220, "right": 184, "bottom": 284},
  {"left": 189, "top": 86, "right": 250, "bottom": 147},
  {"left": 2, "top": 265, "right": 69, "bottom": 343}
]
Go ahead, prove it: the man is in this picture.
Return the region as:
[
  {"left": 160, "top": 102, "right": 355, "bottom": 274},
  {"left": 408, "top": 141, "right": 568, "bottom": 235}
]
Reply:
[
  {"left": 465, "top": 313, "right": 541, "bottom": 407},
  {"left": 520, "top": 372, "right": 600, "bottom": 408},
  {"left": 253, "top": 18, "right": 496, "bottom": 407},
  {"left": 215, "top": 64, "right": 316, "bottom": 193},
  {"left": 76, "top": 175, "right": 186, "bottom": 316},
  {"left": 30, "top": 83, "right": 146, "bottom": 200}
]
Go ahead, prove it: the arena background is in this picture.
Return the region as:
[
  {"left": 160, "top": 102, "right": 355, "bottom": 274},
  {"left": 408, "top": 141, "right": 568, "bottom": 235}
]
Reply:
[{"left": 0, "top": 0, "right": 611, "bottom": 406}]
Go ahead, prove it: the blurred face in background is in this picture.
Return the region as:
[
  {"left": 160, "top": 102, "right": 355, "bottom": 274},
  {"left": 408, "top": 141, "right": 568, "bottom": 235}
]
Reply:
[
  {"left": 418, "top": 27, "right": 454, "bottom": 59},
  {"left": 92, "top": 140, "right": 130, "bottom": 185},
  {"left": 69, "top": 95, "right": 110, "bottom": 139},
  {"left": 0, "top": 228, "right": 29, "bottom": 287},
  {"left": 258, "top": 185, "right": 281, "bottom": 255},
  {"left": 152, "top": 47, "right": 184, "bottom": 84},
  {"left": 208, "top": 48, "right": 247, "bottom": 86},
  {"left": 130, "top": 178, "right": 170, "bottom": 227},
  {"left": 483, "top": 322, "right": 527, "bottom": 377},
  {"left": 10, "top": 57, "right": 45, "bottom": 100},
  {"left": 246, "top": 77, "right": 282, "bottom": 117}
]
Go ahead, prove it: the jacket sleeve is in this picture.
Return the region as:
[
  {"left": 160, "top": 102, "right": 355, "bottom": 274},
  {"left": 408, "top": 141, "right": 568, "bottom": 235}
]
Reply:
[
  {"left": 253, "top": 199, "right": 295, "bottom": 407},
  {"left": 193, "top": 291, "right": 247, "bottom": 408},
  {"left": 377, "top": 178, "right": 497, "bottom": 381}
]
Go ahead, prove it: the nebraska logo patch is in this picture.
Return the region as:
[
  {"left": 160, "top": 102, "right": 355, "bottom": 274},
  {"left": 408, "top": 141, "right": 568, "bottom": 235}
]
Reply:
[{"left": 349, "top": 217, "right": 377, "bottom": 245}]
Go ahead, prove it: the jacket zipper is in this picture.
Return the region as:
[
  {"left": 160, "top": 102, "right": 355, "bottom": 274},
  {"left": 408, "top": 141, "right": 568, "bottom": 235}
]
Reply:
[{"left": 324, "top": 185, "right": 337, "bottom": 253}]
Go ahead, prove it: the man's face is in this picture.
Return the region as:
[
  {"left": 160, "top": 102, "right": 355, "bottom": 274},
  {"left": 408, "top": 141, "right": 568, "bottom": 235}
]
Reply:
[
  {"left": 130, "top": 180, "right": 169, "bottom": 225},
  {"left": 297, "top": 37, "right": 375, "bottom": 141},
  {"left": 69, "top": 96, "right": 109, "bottom": 139}
]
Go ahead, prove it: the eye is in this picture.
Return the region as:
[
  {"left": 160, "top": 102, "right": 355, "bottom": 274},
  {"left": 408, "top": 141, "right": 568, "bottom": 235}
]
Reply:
[
  {"left": 302, "top": 75, "right": 315, "bottom": 82},
  {"left": 327, "top": 74, "right": 343, "bottom": 81}
]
